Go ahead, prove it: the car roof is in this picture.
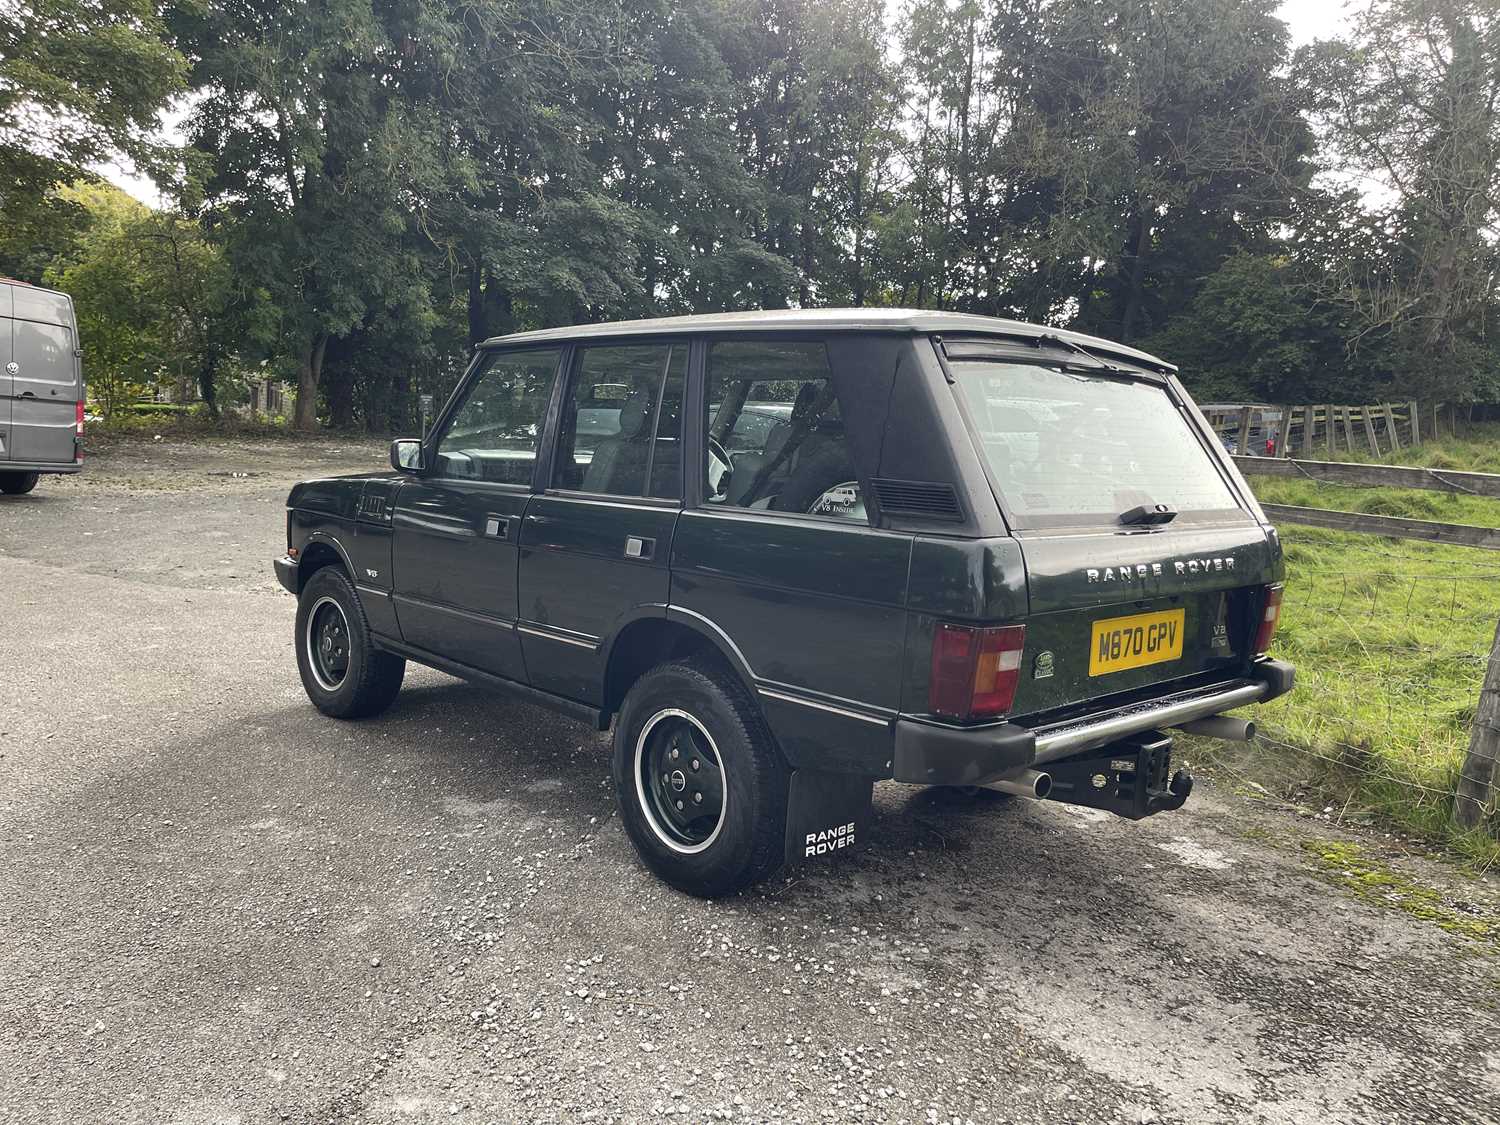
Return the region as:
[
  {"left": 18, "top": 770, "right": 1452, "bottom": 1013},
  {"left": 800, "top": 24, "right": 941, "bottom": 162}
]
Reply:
[{"left": 480, "top": 308, "right": 1176, "bottom": 373}]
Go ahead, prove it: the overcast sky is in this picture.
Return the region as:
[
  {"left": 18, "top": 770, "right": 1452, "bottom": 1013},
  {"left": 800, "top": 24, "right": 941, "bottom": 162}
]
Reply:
[{"left": 99, "top": 0, "right": 1363, "bottom": 206}]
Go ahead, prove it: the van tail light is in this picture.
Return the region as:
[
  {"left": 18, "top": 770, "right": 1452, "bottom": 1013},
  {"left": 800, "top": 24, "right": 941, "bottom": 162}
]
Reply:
[
  {"left": 930, "top": 623, "right": 1026, "bottom": 720},
  {"left": 1254, "top": 584, "right": 1284, "bottom": 654},
  {"left": 75, "top": 400, "right": 85, "bottom": 460}
]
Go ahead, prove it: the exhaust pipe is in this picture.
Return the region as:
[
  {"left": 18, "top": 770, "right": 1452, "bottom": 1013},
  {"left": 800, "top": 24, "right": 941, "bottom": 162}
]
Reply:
[
  {"left": 985, "top": 769, "right": 1053, "bottom": 800},
  {"left": 1173, "top": 715, "right": 1256, "bottom": 742}
]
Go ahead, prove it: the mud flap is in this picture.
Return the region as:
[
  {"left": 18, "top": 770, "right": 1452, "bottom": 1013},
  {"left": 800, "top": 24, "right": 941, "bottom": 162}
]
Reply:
[{"left": 784, "top": 769, "right": 875, "bottom": 866}]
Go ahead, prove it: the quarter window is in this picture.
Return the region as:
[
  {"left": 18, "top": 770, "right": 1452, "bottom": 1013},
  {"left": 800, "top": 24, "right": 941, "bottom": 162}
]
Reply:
[
  {"left": 704, "top": 341, "right": 865, "bottom": 522},
  {"left": 553, "top": 344, "right": 686, "bottom": 499},
  {"left": 434, "top": 347, "right": 561, "bottom": 484}
]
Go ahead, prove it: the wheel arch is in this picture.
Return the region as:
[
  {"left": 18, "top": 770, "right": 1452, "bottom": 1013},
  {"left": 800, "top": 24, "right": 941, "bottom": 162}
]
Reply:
[
  {"left": 600, "top": 609, "right": 757, "bottom": 729},
  {"left": 295, "top": 532, "right": 356, "bottom": 593}
]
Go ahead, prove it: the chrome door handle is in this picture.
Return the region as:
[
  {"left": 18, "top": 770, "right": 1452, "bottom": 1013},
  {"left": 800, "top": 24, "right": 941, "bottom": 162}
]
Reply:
[
  {"left": 624, "top": 535, "right": 655, "bottom": 560},
  {"left": 484, "top": 515, "right": 511, "bottom": 539}
]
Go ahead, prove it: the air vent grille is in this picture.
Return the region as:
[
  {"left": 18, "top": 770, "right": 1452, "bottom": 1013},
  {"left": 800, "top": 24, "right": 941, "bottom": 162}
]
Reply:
[{"left": 871, "top": 478, "right": 964, "bottom": 521}]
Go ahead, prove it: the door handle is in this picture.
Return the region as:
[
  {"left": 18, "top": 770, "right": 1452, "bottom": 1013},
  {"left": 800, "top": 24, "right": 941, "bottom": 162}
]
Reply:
[
  {"left": 624, "top": 535, "right": 655, "bottom": 560},
  {"left": 484, "top": 515, "right": 511, "bottom": 539}
]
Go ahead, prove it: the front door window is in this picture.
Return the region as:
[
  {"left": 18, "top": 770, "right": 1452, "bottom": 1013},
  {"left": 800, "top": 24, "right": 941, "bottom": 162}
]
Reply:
[{"left": 435, "top": 347, "right": 562, "bottom": 485}]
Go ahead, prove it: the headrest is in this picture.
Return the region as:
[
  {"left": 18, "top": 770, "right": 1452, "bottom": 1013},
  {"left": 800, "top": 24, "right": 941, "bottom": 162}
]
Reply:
[
  {"left": 791, "top": 382, "right": 821, "bottom": 425},
  {"left": 617, "top": 393, "right": 652, "bottom": 439}
]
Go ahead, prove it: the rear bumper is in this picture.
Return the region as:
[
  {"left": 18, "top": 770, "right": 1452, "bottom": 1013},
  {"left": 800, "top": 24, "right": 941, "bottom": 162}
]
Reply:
[
  {"left": 273, "top": 554, "right": 299, "bottom": 594},
  {"left": 892, "top": 658, "right": 1294, "bottom": 786},
  {"left": 3, "top": 461, "right": 81, "bottom": 474}
]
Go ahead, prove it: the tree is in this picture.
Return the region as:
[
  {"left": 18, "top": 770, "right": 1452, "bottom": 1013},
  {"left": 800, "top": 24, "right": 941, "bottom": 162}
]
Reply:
[
  {"left": 130, "top": 210, "right": 245, "bottom": 417},
  {"left": 1298, "top": 0, "right": 1500, "bottom": 401},
  {"left": 42, "top": 183, "right": 162, "bottom": 416},
  {"left": 170, "top": 0, "right": 439, "bottom": 429},
  {"left": 1, "top": 1, "right": 183, "bottom": 214}
]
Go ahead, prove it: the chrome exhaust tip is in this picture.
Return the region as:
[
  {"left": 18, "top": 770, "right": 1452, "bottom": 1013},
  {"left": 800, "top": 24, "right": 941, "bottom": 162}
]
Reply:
[
  {"left": 1173, "top": 715, "right": 1256, "bottom": 742},
  {"left": 984, "top": 768, "right": 1053, "bottom": 800}
]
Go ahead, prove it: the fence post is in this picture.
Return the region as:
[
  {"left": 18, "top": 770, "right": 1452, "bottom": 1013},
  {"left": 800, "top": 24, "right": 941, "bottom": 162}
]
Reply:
[
  {"left": 1325, "top": 404, "right": 1335, "bottom": 454},
  {"left": 1361, "top": 406, "right": 1380, "bottom": 456},
  {"left": 1409, "top": 399, "right": 1420, "bottom": 446},
  {"left": 1455, "top": 615, "right": 1500, "bottom": 830},
  {"left": 1384, "top": 403, "right": 1402, "bottom": 452},
  {"left": 1277, "top": 404, "right": 1293, "bottom": 457},
  {"left": 1237, "top": 406, "right": 1253, "bottom": 457},
  {"left": 1341, "top": 405, "right": 1355, "bottom": 451}
]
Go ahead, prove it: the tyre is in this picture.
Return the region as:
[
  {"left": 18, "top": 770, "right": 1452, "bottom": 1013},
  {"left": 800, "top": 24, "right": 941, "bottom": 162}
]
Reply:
[
  {"left": 613, "top": 658, "right": 789, "bottom": 898},
  {"left": 294, "top": 565, "right": 405, "bottom": 719},
  {"left": 0, "top": 472, "right": 39, "bottom": 495}
]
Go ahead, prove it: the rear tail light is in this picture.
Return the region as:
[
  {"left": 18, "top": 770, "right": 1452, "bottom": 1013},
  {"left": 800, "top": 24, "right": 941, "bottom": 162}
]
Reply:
[
  {"left": 1254, "top": 584, "right": 1283, "bottom": 654},
  {"left": 930, "top": 623, "right": 1026, "bottom": 720},
  {"left": 75, "top": 400, "right": 85, "bottom": 460}
]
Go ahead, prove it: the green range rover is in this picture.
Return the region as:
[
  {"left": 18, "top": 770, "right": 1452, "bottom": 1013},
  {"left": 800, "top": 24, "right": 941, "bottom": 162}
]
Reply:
[{"left": 274, "top": 309, "right": 1292, "bottom": 897}]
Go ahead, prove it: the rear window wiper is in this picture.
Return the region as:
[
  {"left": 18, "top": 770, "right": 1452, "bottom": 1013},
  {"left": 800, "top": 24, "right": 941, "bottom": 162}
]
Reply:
[
  {"left": 1035, "top": 333, "right": 1130, "bottom": 375},
  {"left": 1119, "top": 503, "right": 1178, "bottom": 526}
]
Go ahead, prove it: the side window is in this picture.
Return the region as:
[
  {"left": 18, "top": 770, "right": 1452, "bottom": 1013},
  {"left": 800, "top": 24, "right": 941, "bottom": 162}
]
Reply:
[
  {"left": 704, "top": 341, "right": 866, "bottom": 522},
  {"left": 553, "top": 343, "right": 686, "bottom": 499},
  {"left": 435, "top": 347, "right": 561, "bottom": 484}
]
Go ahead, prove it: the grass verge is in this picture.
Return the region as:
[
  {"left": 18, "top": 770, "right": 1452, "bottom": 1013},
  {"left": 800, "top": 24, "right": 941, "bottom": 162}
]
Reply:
[{"left": 1229, "top": 425, "right": 1500, "bottom": 864}]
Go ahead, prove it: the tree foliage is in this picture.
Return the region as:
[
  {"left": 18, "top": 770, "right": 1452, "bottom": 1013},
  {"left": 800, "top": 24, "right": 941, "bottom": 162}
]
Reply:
[
  {"left": 0, "top": 0, "right": 184, "bottom": 218},
  {"left": 14, "top": 0, "right": 1500, "bottom": 426}
]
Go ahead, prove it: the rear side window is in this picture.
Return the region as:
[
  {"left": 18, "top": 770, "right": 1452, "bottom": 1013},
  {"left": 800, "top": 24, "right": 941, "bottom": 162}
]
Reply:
[
  {"left": 704, "top": 341, "right": 866, "bottom": 522},
  {"left": 948, "top": 361, "right": 1241, "bottom": 528},
  {"left": 553, "top": 343, "right": 686, "bottom": 499}
]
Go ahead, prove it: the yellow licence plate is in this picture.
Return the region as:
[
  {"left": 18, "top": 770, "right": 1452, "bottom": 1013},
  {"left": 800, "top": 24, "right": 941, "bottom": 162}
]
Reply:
[{"left": 1089, "top": 608, "right": 1185, "bottom": 676}]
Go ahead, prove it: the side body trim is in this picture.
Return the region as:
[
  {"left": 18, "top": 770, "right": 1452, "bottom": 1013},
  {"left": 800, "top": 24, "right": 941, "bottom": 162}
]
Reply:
[{"left": 370, "top": 634, "right": 602, "bottom": 727}]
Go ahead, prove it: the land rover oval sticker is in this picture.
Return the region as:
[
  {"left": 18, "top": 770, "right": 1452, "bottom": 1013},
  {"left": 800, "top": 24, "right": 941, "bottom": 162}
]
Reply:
[{"left": 1033, "top": 651, "right": 1055, "bottom": 679}]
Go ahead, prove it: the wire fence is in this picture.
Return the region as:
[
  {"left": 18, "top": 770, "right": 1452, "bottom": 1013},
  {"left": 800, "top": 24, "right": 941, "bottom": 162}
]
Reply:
[{"left": 1243, "top": 567, "right": 1500, "bottom": 825}]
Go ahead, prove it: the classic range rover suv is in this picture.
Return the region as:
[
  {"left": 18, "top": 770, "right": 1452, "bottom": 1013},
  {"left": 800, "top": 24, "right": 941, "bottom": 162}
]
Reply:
[{"left": 274, "top": 310, "right": 1292, "bottom": 897}]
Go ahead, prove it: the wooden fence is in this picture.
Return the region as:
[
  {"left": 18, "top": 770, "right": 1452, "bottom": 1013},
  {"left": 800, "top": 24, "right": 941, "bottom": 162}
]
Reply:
[
  {"left": 1233, "top": 455, "right": 1500, "bottom": 551},
  {"left": 1203, "top": 401, "right": 1474, "bottom": 459}
]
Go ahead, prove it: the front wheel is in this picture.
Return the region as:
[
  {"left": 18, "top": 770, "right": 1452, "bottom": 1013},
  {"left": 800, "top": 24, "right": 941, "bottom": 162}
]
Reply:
[
  {"left": 0, "top": 471, "right": 39, "bottom": 495},
  {"left": 294, "top": 566, "right": 405, "bottom": 719},
  {"left": 613, "top": 659, "right": 788, "bottom": 897}
]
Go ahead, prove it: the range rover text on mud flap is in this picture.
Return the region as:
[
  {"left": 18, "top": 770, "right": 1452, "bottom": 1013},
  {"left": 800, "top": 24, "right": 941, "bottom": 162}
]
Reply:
[{"left": 274, "top": 310, "right": 1293, "bottom": 898}]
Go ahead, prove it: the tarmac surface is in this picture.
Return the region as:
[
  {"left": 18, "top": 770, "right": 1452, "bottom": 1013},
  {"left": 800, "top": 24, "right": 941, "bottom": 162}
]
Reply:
[{"left": 2, "top": 435, "right": 1498, "bottom": 1124}]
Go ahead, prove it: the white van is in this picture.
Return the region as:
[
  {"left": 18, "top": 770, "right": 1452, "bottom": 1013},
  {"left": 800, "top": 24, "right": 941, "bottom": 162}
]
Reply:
[{"left": 0, "top": 280, "right": 84, "bottom": 494}]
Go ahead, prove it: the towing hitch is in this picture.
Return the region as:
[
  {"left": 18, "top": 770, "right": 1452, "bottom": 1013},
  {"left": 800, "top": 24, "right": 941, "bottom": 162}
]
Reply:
[{"left": 1040, "top": 730, "right": 1193, "bottom": 820}]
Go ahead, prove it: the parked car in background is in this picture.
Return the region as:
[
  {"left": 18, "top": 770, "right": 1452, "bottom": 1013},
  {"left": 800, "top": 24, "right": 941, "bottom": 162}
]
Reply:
[
  {"left": 0, "top": 280, "right": 84, "bottom": 494},
  {"left": 275, "top": 309, "right": 1293, "bottom": 897}
]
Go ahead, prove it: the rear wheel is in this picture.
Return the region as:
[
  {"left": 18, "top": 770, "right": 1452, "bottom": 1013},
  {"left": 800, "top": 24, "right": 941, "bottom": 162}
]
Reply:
[
  {"left": 0, "top": 472, "right": 39, "bottom": 495},
  {"left": 294, "top": 566, "right": 405, "bottom": 719},
  {"left": 613, "top": 659, "right": 788, "bottom": 897}
]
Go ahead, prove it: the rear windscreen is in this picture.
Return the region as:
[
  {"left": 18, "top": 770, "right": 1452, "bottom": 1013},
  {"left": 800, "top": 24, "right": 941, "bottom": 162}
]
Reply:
[{"left": 948, "top": 361, "right": 1243, "bottom": 528}]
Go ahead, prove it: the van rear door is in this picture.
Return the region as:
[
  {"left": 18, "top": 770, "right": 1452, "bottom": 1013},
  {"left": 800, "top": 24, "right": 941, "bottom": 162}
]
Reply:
[
  {"left": 943, "top": 343, "right": 1279, "bottom": 718},
  {"left": 9, "top": 286, "right": 80, "bottom": 465}
]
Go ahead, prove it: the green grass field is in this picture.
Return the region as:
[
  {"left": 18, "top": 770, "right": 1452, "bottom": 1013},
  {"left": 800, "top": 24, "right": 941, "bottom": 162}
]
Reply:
[{"left": 1234, "top": 423, "right": 1500, "bottom": 860}]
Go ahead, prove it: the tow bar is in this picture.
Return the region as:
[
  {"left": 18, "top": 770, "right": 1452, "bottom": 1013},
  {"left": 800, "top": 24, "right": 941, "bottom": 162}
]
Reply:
[{"left": 1036, "top": 730, "right": 1194, "bottom": 820}]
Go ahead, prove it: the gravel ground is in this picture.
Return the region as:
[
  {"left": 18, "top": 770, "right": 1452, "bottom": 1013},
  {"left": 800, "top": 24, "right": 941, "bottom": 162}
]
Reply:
[{"left": 2, "top": 435, "right": 1499, "bottom": 1125}]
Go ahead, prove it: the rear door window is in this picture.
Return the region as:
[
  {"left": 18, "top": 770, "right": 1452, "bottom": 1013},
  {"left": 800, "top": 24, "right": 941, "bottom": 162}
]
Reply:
[
  {"left": 704, "top": 341, "right": 866, "bottom": 522},
  {"left": 948, "top": 360, "right": 1243, "bottom": 529},
  {"left": 552, "top": 343, "right": 686, "bottom": 499}
]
